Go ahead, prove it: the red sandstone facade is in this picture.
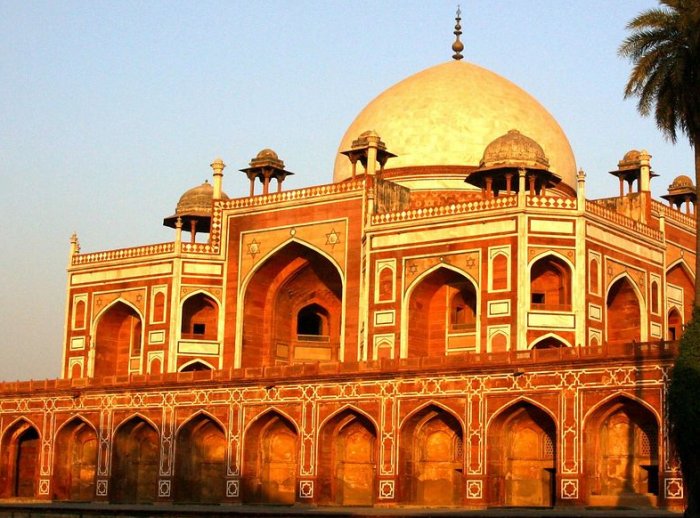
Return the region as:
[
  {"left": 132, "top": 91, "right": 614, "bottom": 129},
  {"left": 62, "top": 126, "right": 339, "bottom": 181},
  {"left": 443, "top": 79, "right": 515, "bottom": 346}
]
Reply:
[{"left": 0, "top": 58, "right": 695, "bottom": 510}]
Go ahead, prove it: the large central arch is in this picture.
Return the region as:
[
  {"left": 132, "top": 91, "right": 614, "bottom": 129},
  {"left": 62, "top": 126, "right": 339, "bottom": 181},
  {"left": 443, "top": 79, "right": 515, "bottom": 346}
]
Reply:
[{"left": 239, "top": 241, "right": 344, "bottom": 368}]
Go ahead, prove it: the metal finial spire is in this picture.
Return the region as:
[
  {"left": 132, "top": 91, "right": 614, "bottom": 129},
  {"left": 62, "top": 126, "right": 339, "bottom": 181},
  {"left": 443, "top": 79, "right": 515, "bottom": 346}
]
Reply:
[{"left": 452, "top": 6, "right": 464, "bottom": 60}]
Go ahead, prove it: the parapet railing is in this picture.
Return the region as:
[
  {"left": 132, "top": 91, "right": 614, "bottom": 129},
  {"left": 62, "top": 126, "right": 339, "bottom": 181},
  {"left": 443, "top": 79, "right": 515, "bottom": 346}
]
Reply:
[
  {"left": 652, "top": 200, "right": 696, "bottom": 229},
  {"left": 372, "top": 195, "right": 518, "bottom": 225},
  {"left": 585, "top": 200, "right": 662, "bottom": 241},
  {"left": 0, "top": 340, "right": 677, "bottom": 395},
  {"left": 71, "top": 242, "right": 175, "bottom": 265},
  {"left": 218, "top": 179, "right": 365, "bottom": 211}
]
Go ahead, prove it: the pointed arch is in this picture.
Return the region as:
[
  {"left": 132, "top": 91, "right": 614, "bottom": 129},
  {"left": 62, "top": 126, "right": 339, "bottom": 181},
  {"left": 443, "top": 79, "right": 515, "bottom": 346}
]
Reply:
[
  {"left": 0, "top": 418, "right": 41, "bottom": 498},
  {"left": 92, "top": 297, "right": 144, "bottom": 325},
  {"left": 605, "top": 272, "right": 647, "bottom": 345},
  {"left": 582, "top": 392, "right": 661, "bottom": 429},
  {"left": 668, "top": 306, "right": 683, "bottom": 341},
  {"left": 666, "top": 258, "right": 695, "bottom": 282},
  {"left": 178, "top": 359, "right": 215, "bottom": 372},
  {"left": 111, "top": 413, "right": 160, "bottom": 440},
  {"left": 244, "top": 407, "right": 301, "bottom": 436},
  {"left": 244, "top": 237, "right": 345, "bottom": 286},
  {"left": 486, "top": 396, "right": 559, "bottom": 431},
  {"left": 174, "top": 412, "right": 226, "bottom": 503},
  {"left": 582, "top": 393, "right": 660, "bottom": 502},
  {"left": 242, "top": 409, "right": 299, "bottom": 504},
  {"left": 180, "top": 291, "right": 219, "bottom": 341},
  {"left": 401, "top": 263, "right": 480, "bottom": 358},
  {"left": 92, "top": 299, "right": 144, "bottom": 378},
  {"left": 398, "top": 402, "right": 465, "bottom": 505},
  {"left": 238, "top": 239, "right": 345, "bottom": 368},
  {"left": 52, "top": 416, "right": 97, "bottom": 501},
  {"left": 317, "top": 406, "right": 378, "bottom": 505},
  {"left": 318, "top": 404, "right": 380, "bottom": 436},
  {"left": 528, "top": 252, "right": 573, "bottom": 311},
  {"left": 110, "top": 415, "right": 159, "bottom": 503},
  {"left": 667, "top": 260, "right": 695, "bottom": 325},
  {"left": 487, "top": 399, "right": 557, "bottom": 506},
  {"left": 399, "top": 400, "right": 466, "bottom": 433},
  {"left": 530, "top": 333, "right": 573, "bottom": 350},
  {"left": 175, "top": 409, "right": 226, "bottom": 437}
]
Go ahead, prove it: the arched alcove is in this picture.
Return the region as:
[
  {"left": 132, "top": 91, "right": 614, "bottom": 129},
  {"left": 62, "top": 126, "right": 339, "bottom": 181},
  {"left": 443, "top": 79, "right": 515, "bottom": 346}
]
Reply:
[
  {"left": 94, "top": 301, "right": 142, "bottom": 378},
  {"left": 487, "top": 402, "right": 556, "bottom": 507},
  {"left": 174, "top": 414, "right": 226, "bottom": 503},
  {"left": 0, "top": 420, "right": 40, "bottom": 498},
  {"left": 181, "top": 293, "right": 218, "bottom": 341},
  {"left": 584, "top": 396, "right": 659, "bottom": 505},
  {"left": 242, "top": 411, "right": 299, "bottom": 504},
  {"left": 530, "top": 255, "right": 572, "bottom": 311},
  {"left": 606, "top": 277, "right": 641, "bottom": 346},
  {"left": 406, "top": 267, "right": 478, "bottom": 357},
  {"left": 668, "top": 308, "right": 682, "bottom": 341},
  {"left": 110, "top": 417, "right": 159, "bottom": 503},
  {"left": 318, "top": 409, "right": 377, "bottom": 505},
  {"left": 399, "top": 405, "right": 464, "bottom": 506},
  {"left": 667, "top": 263, "right": 694, "bottom": 324},
  {"left": 53, "top": 418, "right": 97, "bottom": 501}
]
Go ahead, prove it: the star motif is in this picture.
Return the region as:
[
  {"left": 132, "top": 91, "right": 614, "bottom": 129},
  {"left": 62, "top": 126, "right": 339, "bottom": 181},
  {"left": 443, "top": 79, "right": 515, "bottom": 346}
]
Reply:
[
  {"left": 325, "top": 229, "right": 340, "bottom": 248},
  {"left": 247, "top": 238, "right": 261, "bottom": 259},
  {"left": 136, "top": 294, "right": 143, "bottom": 303},
  {"left": 465, "top": 256, "right": 476, "bottom": 269},
  {"left": 407, "top": 262, "right": 418, "bottom": 276},
  {"left": 606, "top": 266, "right": 613, "bottom": 276}
]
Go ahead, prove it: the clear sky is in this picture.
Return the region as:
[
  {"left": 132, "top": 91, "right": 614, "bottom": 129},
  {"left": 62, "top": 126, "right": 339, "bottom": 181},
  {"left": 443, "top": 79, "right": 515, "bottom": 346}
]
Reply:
[{"left": 0, "top": 1, "right": 693, "bottom": 381}]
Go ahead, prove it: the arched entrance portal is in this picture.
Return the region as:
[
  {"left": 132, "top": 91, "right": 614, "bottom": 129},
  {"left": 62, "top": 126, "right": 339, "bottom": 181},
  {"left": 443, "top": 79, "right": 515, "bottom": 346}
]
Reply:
[
  {"left": 110, "top": 417, "right": 159, "bottom": 503},
  {"left": 53, "top": 418, "right": 97, "bottom": 501},
  {"left": 407, "top": 268, "right": 478, "bottom": 357},
  {"left": 399, "top": 405, "right": 464, "bottom": 506},
  {"left": 585, "top": 397, "right": 659, "bottom": 505},
  {"left": 318, "top": 409, "right": 376, "bottom": 505},
  {"left": 488, "top": 402, "right": 556, "bottom": 507},
  {"left": 242, "top": 242, "right": 343, "bottom": 367},
  {"left": 94, "top": 301, "right": 142, "bottom": 378},
  {"left": 606, "top": 277, "right": 641, "bottom": 346},
  {"left": 0, "top": 420, "right": 40, "bottom": 497},
  {"left": 174, "top": 414, "right": 226, "bottom": 503},
  {"left": 242, "top": 412, "right": 298, "bottom": 504}
]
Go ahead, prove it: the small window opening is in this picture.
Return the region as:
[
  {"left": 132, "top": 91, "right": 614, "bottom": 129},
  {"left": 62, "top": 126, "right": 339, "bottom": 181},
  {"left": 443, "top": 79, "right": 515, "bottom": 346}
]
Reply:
[
  {"left": 193, "top": 323, "right": 206, "bottom": 335},
  {"left": 296, "top": 304, "right": 329, "bottom": 342},
  {"left": 532, "top": 293, "right": 545, "bottom": 304}
]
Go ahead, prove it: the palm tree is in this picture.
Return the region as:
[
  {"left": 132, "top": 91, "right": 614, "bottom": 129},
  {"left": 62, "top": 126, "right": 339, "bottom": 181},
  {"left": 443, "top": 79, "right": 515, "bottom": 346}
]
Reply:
[{"left": 620, "top": 2, "right": 700, "bottom": 516}]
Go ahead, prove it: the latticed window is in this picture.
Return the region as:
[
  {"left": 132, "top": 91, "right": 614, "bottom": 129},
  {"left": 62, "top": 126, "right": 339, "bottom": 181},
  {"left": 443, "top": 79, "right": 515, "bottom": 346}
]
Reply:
[
  {"left": 543, "top": 434, "right": 554, "bottom": 459},
  {"left": 639, "top": 427, "right": 656, "bottom": 456},
  {"left": 454, "top": 436, "right": 464, "bottom": 461}
]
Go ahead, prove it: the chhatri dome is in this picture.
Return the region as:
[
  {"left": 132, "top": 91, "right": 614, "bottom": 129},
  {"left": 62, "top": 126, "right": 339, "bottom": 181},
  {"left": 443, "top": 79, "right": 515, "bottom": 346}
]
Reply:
[{"left": 333, "top": 23, "right": 577, "bottom": 190}]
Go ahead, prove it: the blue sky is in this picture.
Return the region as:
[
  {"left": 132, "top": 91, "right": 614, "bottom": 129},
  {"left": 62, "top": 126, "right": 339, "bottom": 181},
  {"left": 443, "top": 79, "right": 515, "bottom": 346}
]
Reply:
[{"left": 0, "top": 1, "right": 693, "bottom": 381}]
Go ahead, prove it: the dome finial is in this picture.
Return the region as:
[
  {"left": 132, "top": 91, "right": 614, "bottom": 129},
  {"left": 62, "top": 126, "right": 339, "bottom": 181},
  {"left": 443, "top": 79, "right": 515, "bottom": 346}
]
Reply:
[{"left": 452, "top": 5, "right": 464, "bottom": 60}]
